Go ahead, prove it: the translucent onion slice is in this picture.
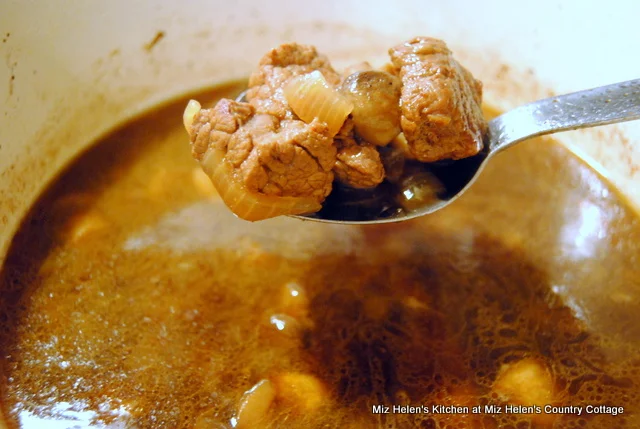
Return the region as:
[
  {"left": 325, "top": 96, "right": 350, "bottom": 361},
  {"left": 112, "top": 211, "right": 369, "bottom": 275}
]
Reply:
[
  {"left": 199, "top": 147, "right": 322, "bottom": 222},
  {"left": 284, "top": 71, "right": 353, "bottom": 136}
]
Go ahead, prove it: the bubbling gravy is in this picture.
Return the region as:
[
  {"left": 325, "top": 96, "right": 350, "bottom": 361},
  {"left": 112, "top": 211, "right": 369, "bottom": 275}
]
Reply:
[{"left": 1, "top": 83, "right": 640, "bottom": 428}]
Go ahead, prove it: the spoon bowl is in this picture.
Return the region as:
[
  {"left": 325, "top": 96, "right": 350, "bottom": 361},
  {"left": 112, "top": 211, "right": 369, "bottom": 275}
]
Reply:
[{"left": 237, "top": 79, "right": 640, "bottom": 224}]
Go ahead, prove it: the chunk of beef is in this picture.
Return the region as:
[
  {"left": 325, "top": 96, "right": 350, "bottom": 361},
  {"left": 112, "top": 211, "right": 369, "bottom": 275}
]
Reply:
[
  {"left": 332, "top": 121, "right": 385, "bottom": 189},
  {"left": 247, "top": 43, "right": 342, "bottom": 120},
  {"left": 334, "top": 142, "right": 385, "bottom": 189},
  {"left": 189, "top": 99, "right": 336, "bottom": 200},
  {"left": 190, "top": 98, "right": 254, "bottom": 160},
  {"left": 389, "top": 37, "right": 487, "bottom": 162}
]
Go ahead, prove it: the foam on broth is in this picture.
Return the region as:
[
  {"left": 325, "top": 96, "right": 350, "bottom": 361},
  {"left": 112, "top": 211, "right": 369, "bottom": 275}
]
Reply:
[{"left": 1, "top": 83, "right": 639, "bottom": 428}]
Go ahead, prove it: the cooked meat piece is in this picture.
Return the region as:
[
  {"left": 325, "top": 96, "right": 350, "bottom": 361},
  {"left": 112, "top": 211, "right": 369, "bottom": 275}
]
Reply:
[
  {"left": 247, "top": 43, "right": 342, "bottom": 120},
  {"left": 189, "top": 99, "right": 336, "bottom": 200},
  {"left": 389, "top": 37, "right": 487, "bottom": 162},
  {"left": 340, "top": 70, "right": 402, "bottom": 146},
  {"left": 334, "top": 142, "right": 385, "bottom": 189},
  {"left": 332, "top": 122, "right": 385, "bottom": 189},
  {"left": 189, "top": 98, "right": 254, "bottom": 160}
]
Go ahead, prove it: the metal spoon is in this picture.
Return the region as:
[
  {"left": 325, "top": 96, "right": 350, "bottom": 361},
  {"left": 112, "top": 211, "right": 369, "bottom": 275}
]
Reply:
[{"left": 238, "top": 78, "right": 640, "bottom": 224}]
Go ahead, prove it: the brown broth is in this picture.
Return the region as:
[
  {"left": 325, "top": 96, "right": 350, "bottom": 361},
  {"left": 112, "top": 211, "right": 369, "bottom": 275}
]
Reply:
[{"left": 1, "top": 83, "right": 640, "bottom": 428}]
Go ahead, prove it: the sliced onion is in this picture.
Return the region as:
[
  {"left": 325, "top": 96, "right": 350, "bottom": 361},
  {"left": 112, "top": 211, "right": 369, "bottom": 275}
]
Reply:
[
  {"left": 284, "top": 70, "right": 353, "bottom": 136},
  {"left": 183, "top": 99, "right": 202, "bottom": 135},
  {"left": 199, "top": 147, "right": 322, "bottom": 222}
]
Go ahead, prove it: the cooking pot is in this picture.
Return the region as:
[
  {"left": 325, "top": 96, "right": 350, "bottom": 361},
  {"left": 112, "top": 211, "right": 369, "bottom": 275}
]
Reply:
[{"left": 1, "top": 1, "right": 639, "bottom": 427}]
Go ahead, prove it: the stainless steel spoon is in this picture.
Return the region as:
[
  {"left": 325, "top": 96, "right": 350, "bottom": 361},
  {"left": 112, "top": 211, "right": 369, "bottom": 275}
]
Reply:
[{"left": 238, "top": 79, "right": 640, "bottom": 224}]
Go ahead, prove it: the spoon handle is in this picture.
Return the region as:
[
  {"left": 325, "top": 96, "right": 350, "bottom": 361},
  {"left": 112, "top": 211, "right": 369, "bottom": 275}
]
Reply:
[{"left": 488, "top": 78, "right": 640, "bottom": 153}]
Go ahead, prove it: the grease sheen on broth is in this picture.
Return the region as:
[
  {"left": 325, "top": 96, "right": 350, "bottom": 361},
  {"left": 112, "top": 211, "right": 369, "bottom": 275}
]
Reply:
[{"left": 1, "top": 83, "right": 639, "bottom": 429}]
